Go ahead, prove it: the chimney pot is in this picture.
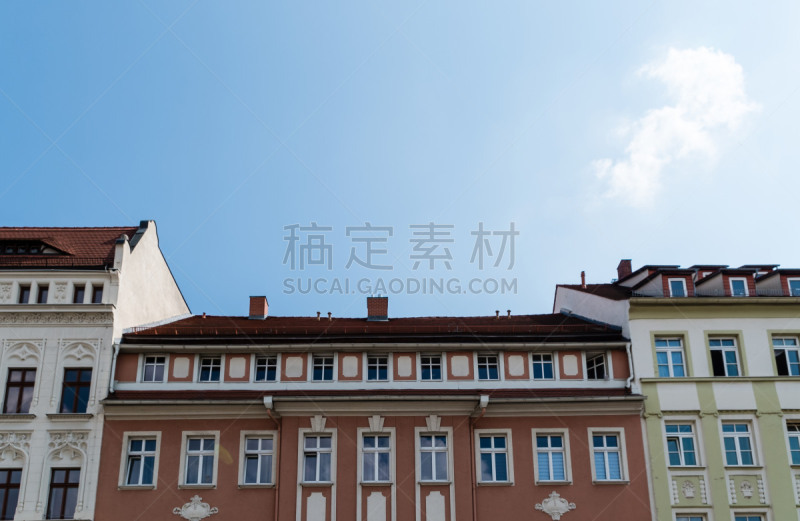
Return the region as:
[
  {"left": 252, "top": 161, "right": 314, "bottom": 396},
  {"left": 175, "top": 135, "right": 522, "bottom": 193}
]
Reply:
[
  {"left": 617, "top": 259, "right": 632, "bottom": 281},
  {"left": 507, "top": 309, "right": 511, "bottom": 318},
  {"left": 327, "top": 312, "right": 332, "bottom": 321},
  {"left": 495, "top": 310, "right": 499, "bottom": 319},
  {"left": 249, "top": 296, "right": 269, "bottom": 320},
  {"left": 202, "top": 312, "right": 206, "bottom": 319},
  {"left": 316, "top": 311, "right": 321, "bottom": 321},
  {"left": 367, "top": 296, "right": 389, "bottom": 321},
  {"left": 580, "top": 271, "right": 586, "bottom": 289}
]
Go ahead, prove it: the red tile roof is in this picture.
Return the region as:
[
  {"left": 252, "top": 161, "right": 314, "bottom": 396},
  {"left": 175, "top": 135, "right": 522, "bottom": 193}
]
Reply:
[
  {"left": 0, "top": 226, "right": 138, "bottom": 268},
  {"left": 123, "top": 312, "right": 626, "bottom": 344}
]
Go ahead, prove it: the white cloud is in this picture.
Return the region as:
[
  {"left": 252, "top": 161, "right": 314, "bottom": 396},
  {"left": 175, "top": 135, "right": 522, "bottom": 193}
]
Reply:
[{"left": 595, "top": 47, "right": 759, "bottom": 207}]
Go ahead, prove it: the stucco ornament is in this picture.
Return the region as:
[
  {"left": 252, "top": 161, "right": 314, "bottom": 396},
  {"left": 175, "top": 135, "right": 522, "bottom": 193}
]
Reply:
[
  {"left": 740, "top": 480, "right": 753, "bottom": 499},
  {"left": 535, "top": 491, "right": 576, "bottom": 520},
  {"left": 172, "top": 495, "right": 218, "bottom": 521},
  {"left": 682, "top": 480, "right": 695, "bottom": 499}
]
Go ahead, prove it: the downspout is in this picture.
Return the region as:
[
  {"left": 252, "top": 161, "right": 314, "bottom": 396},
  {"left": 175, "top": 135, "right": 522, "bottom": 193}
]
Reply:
[
  {"left": 625, "top": 342, "right": 634, "bottom": 390},
  {"left": 470, "top": 395, "right": 489, "bottom": 521},
  {"left": 108, "top": 344, "right": 120, "bottom": 394},
  {"left": 264, "top": 397, "right": 281, "bottom": 521}
]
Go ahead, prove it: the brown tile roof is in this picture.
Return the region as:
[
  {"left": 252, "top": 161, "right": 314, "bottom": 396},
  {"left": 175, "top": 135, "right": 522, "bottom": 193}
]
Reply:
[
  {"left": 123, "top": 313, "right": 626, "bottom": 344},
  {"left": 0, "top": 226, "right": 138, "bottom": 269},
  {"left": 556, "top": 283, "right": 632, "bottom": 301}
]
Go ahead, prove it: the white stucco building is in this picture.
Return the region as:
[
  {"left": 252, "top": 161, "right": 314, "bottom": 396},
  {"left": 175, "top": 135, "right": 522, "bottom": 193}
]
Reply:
[{"left": 0, "top": 221, "right": 189, "bottom": 520}]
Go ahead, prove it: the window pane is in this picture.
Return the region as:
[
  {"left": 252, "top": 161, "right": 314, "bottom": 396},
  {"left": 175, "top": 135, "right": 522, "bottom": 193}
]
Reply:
[
  {"left": 420, "top": 452, "right": 432, "bottom": 480},
  {"left": 594, "top": 453, "right": 606, "bottom": 479},
  {"left": 304, "top": 454, "right": 317, "bottom": 481},
  {"left": 607, "top": 452, "right": 621, "bottom": 479},
  {"left": 378, "top": 453, "right": 390, "bottom": 481},
  {"left": 480, "top": 453, "right": 492, "bottom": 481},
  {"left": 551, "top": 452, "right": 565, "bottom": 480},
  {"left": 494, "top": 453, "right": 508, "bottom": 481},
  {"left": 364, "top": 453, "right": 375, "bottom": 481},
  {"left": 435, "top": 452, "right": 447, "bottom": 480},
  {"left": 260, "top": 455, "right": 272, "bottom": 484},
  {"left": 127, "top": 457, "right": 141, "bottom": 485},
  {"left": 142, "top": 456, "right": 154, "bottom": 485},
  {"left": 537, "top": 453, "right": 550, "bottom": 480},
  {"left": 319, "top": 453, "right": 331, "bottom": 481},
  {"left": 186, "top": 456, "right": 199, "bottom": 484}
]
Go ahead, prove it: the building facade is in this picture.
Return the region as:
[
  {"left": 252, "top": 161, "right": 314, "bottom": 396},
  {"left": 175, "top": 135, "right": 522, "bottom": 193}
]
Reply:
[
  {"left": 96, "top": 296, "right": 652, "bottom": 521},
  {"left": 555, "top": 260, "right": 800, "bottom": 521},
  {"left": 0, "top": 222, "right": 189, "bottom": 520}
]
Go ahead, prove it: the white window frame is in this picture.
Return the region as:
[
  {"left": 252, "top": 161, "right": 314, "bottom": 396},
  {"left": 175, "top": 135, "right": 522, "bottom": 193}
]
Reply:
[
  {"left": 772, "top": 336, "right": 800, "bottom": 376},
  {"left": 238, "top": 430, "right": 277, "bottom": 487},
  {"left": 531, "top": 353, "right": 556, "bottom": 380},
  {"left": 675, "top": 516, "right": 707, "bottom": 521},
  {"left": 786, "top": 419, "right": 800, "bottom": 467},
  {"left": 139, "top": 354, "right": 168, "bottom": 383},
  {"left": 721, "top": 421, "right": 757, "bottom": 467},
  {"left": 298, "top": 429, "right": 336, "bottom": 485},
  {"left": 729, "top": 277, "right": 749, "bottom": 296},
  {"left": 475, "top": 354, "right": 501, "bottom": 381},
  {"left": 733, "top": 514, "right": 766, "bottom": 521},
  {"left": 585, "top": 352, "right": 608, "bottom": 380},
  {"left": 359, "top": 431, "right": 394, "bottom": 484},
  {"left": 587, "top": 428, "right": 628, "bottom": 483},
  {"left": 419, "top": 354, "right": 444, "bottom": 382},
  {"left": 532, "top": 428, "right": 571, "bottom": 484},
  {"left": 253, "top": 354, "right": 280, "bottom": 382},
  {"left": 196, "top": 355, "right": 223, "bottom": 383},
  {"left": 415, "top": 426, "right": 453, "bottom": 483},
  {"left": 664, "top": 422, "right": 700, "bottom": 467},
  {"left": 709, "top": 337, "right": 741, "bottom": 377},
  {"left": 117, "top": 432, "right": 161, "bottom": 489},
  {"left": 474, "top": 429, "right": 513, "bottom": 485},
  {"left": 178, "top": 431, "right": 219, "bottom": 488},
  {"left": 365, "top": 354, "right": 390, "bottom": 382},
  {"left": 668, "top": 278, "right": 687, "bottom": 297},
  {"left": 310, "top": 354, "right": 335, "bottom": 382},
  {"left": 655, "top": 337, "right": 687, "bottom": 378}
]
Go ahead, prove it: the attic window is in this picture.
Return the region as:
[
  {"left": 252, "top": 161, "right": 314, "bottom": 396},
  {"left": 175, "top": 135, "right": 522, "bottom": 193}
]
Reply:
[{"left": 0, "top": 241, "right": 50, "bottom": 255}]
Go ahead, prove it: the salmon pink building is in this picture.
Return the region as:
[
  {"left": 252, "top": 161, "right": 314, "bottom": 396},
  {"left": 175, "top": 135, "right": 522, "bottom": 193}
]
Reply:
[{"left": 96, "top": 296, "right": 652, "bottom": 521}]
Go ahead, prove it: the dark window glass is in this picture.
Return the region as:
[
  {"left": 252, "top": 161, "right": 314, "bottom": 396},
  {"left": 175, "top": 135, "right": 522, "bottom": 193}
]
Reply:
[
  {"left": 59, "top": 369, "right": 92, "bottom": 414},
  {"left": 18, "top": 286, "right": 30, "bottom": 304},
  {"left": 91, "top": 286, "right": 103, "bottom": 304},
  {"left": 37, "top": 285, "right": 49, "bottom": 304},
  {"left": 72, "top": 285, "right": 85, "bottom": 304},
  {"left": 255, "top": 356, "right": 277, "bottom": 382},
  {"left": 0, "top": 469, "right": 21, "bottom": 520},
  {"left": 47, "top": 468, "right": 80, "bottom": 519},
  {"left": 3, "top": 368, "right": 36, "bottom": 414}
]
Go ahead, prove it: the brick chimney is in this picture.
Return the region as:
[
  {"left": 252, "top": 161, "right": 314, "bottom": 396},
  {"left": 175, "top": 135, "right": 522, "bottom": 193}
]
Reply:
[
  {"left": 617, "top": 259, "right": 632, "bottom": 280},
  {"left": 249, "top": 296, "right": 269, "bottom": 320},
  {"left": 367, "top": 296, "right": 388, "bottom": 321}
]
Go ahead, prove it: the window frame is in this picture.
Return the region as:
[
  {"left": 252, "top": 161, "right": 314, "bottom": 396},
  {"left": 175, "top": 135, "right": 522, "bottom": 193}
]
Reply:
[
  {"left": 655, "top": 337, "right": 687, "bottom": 378},
  {"left": 360, "top": 432, "right": 393, "bottom": 484},
  {"left": 59, "top": 367, "right": 92, "bottom": 414},
  {"left": 3, "top": 367, "right": 36, "bottom": 414},
  {"left": 238, "top": 430, "right": 277, "bottom": 487},
  {"left": 708, "top": 336, "right": 742, "bottom": 377},
  {"left": 36, "top": 283, "right": 49, "bottom": 304},
  {"left": 366, "top": 354, "right": 390, "bottom": 382},
  {"left": 140, "top": 355, "right": 168, "bottom": 383},
  {"left": 118, "top": 432, "right": 161, "bottom": 489},
  {"left": 772, "top": 336, "right": 800, "bottom": 376},
  {"left": 90, "top": 284, "right": 103, "bottom": 304},
  {"left": 664, "top": 422, "right": 700, "bottom": 467},
  {"left": 419, "top": 354, "right": 443, "bottom": 382},
  {"left": 0, "top": 468, "right": 22, "bottom": 521},
  {"left": 179, "top": 431, "right": 220, "bottom": 488},
  {"left": 253, "top": 355, "right": 279, "bottom": 383},
  {"left": 675, "top": 516, "right": 706, "bottom": 521},
  {"left": 46, "top": 467, "right": 80, "bottom": 520},
  {"left": 585, "top": 352, "right": 608, "bottom": 380},
  {"left": 300, "top": 431, "right": 335, "bottom": 484},
  {"left": 197, "top": 355, "right": 223, "bottom": 383},
  {"left": 416, "top": 427, "right": 452, "bottom": 484},
  {"left": 587, "top": 428, "right": 629, "bottom": 483},
  {"left": 668, "top": 278, "right": 687, "bottom": 297},
  {"left": 532, "top": 428, "right": 572, "bottom": 484},
  {"left": 17, "top": 285, "right": 30, "bottom": 304},
  {"left": 72, "top": 284, "right": 86, "bottom": 304},
  {"left": 474, "top": 429, "right": 513, "bottom": 485},
  {"left": 729, "top": 277, "right": 749, "bottom": 297},
  {"left": 721, "top": 421, "right": 757, "bottom": 467},
  {"left": 476, "top": 354, "right": 500, "bottom": 381},
  {"left": 310, "top": 354, "right": 335, "bottom": 382},
  {"left": 787, "top": 420, "right": 800, "bottom": 466},
  {"left": 531, "top": 353, "right": 555, "bottom": 380}
]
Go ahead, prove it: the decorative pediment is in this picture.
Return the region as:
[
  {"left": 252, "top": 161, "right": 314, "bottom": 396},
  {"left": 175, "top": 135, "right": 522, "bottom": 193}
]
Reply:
[
  {"left": 3, "top": 341, "right": 43, "bottom": 363},
  {"left": 48, "top": 431, "right": 88, "bottom": 462},
  {"left": 425, "top": 415, "right": 441, "bottom": 432},
  {"left": 60, "top": 340, "right": 99, "bottom": 362},
  {"left": 368, "top": 415, "right": 385, "bottom": 432},
  {"left": 535, "top": 491, "right": 576, "bottom": 520},
  {"left": 310, "top": 415, "right": 327, "bottom": 432},
  {"left": 0, "top": 432, "right": 30, "bottom": 462},
  {"left": 173, "top": 495, "right": 218, "bottom": 521}
]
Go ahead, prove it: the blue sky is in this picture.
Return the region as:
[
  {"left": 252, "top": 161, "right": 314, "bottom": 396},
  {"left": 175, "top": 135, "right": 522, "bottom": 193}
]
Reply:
[{"left": 2, "top": 1, "right": 799, "bottom": 318}]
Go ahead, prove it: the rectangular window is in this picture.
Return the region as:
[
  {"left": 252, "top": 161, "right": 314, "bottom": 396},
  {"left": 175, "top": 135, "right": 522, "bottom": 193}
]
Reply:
[
  {"left": 125, "top": 438, "right": 157, "bottom": 486},
  {"left": 655, "top": 338, "right": 686, "bottom": 377},
  {"left": 592, "top": 434, "right": 623, "bottom": 480},
  {"left": 312, "top": 355, "right": 334, "bottom": 381},
  {"left": 730, "top": 278, "right": 748, "bottom": 296},
  {"left": 790, "top": 279, "right": 800, "bottom": 297},
  {"left": 722, "top": 423, "right": 754, "bottom": 466},
  {"left": 255, "top": 356, "right": 278, "bottom": 382},
  {"left": 532, "top": 354, "right": 554, "bottom": 380},
  {"left": 198, "top": 357, "right": 221, "bottom": 382},
  {"left": 303, "top": 435, "right": 332, "bottom": 482},
  {"left": 362, "top": 435, "right": 390, "bottom": 482},
  {"left": 3, "top": 368, "right": 36, "bottom": 414},
  {"left": 243, "top": 437, "right": 273, "bottom": 485},
  {"left": 586, "top": 353, "right": 606, "bottom": 380},
  {"left": 72, "top": 285, "right": 85, "bottom": 304},
  {"left": 18, "top": 285, "right": 30, "bottom": 304},
  {"left": 709, "top": 338, "right": 740, "bottom": 376},
  {"left": 478, "top": 435, "right": 509, "bottom": 482},
  {"left": 59, "top": 368, "right": 92, "bottom": 413},
  {"left": 787, "top": 423, "right": 800, "bottom": 465},
  {"left": 535, "top": 434, "right": 567, "bottom": 481},
  {"left": 367, "top": 356, "right": 388, "bottom": 381},
  {"left": 669, "top": 278, "right": 686, "bottom": 297},
  {"left": 665, "top": 424, "right": 697, "bottom": 466},
  {"left": 734, "top": 516, "right": 763, "bottom": 521},
  {"left": 142, "top": 356, "right": 166, "bottom": 383},
  {"left": 420, "top": 435, "right": 448, "bottom": 481},
  {"left": 46, "top": 468, "right": 80, "bottom": 519},
  {"left": 420, "top": 355, "right": 442, "bottom": 381},
  {"left": 477, "top": 354, "right": 499, "bottom": 380},
  {"left": 184, "top": 437, "right": 215, "bottom": 485},
  {"left": 37, "top": 284, "right": 49, "bottom": 304},
  {"left": 0, "top": 469, "right": 21, "bottom": 521},
  {"left": 91, "top": 286, "right": 103, "bottom": 304},
  {"left": 773, "top": 337, "right": 800, "bottom": 376}
]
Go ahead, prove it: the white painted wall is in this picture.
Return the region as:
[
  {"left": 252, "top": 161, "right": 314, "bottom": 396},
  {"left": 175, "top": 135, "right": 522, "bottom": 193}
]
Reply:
[{"left": 553, "top": 287, "right": 630, "bottom": 336}]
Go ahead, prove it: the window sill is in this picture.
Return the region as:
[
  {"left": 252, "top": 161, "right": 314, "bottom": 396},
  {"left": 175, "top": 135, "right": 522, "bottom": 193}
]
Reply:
[
  {"left": 118, "top": 485, "right": 155, "bottom": 491},
  {"left": 238, "top": 483, "right": 275, "bottom": 489},
  {"left": 46, "top": 413, "right": 94, "bottom": 420},
  {"left": 0, "top": 413, "right": 35, "bottom": 421},
  {"left": 300, "top": 482, "right": 333, "bottom": 487},
  {"left": 178, "top": 484, "right": 216, "bottom": 489},
  {"left": 360, "top": 481, "right": 393, "bottom": 486},
  {"left": 477, "top": 481, "right": 514, "bottom": 487},
  {"left": 723, "top": 465, "right": 763, "bottom": 470},
  {"left": 668, "top": 466, "right": 706, "bottom": 471},
  {"left": 535, "top": 480, "right": 572, "bottom": 485},
  {"left": 592, "top": 479, "right": 630, "bottom": 485},
  {"left": 418, "top": 480, "right": 451, "bottom": 485}
]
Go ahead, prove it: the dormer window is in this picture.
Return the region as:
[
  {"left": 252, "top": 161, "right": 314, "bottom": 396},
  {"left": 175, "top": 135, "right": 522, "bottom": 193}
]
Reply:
[
  {"left": 668, "top": 279, "right": 687, "bottom": 297},
  {"left": 0, "top": 241, "right": 49, "bottom": 255},
  {"left": 789, "top": 279, "right": 800, "bottom": 297},
  {"left": 729, "top": 278, "right": 748, "bottom": 297}
]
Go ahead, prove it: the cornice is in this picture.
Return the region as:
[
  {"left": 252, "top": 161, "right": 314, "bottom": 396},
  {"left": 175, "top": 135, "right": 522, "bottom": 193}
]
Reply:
[{"left": 0, "top": 311, "right": 113, "bottom": 325}]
